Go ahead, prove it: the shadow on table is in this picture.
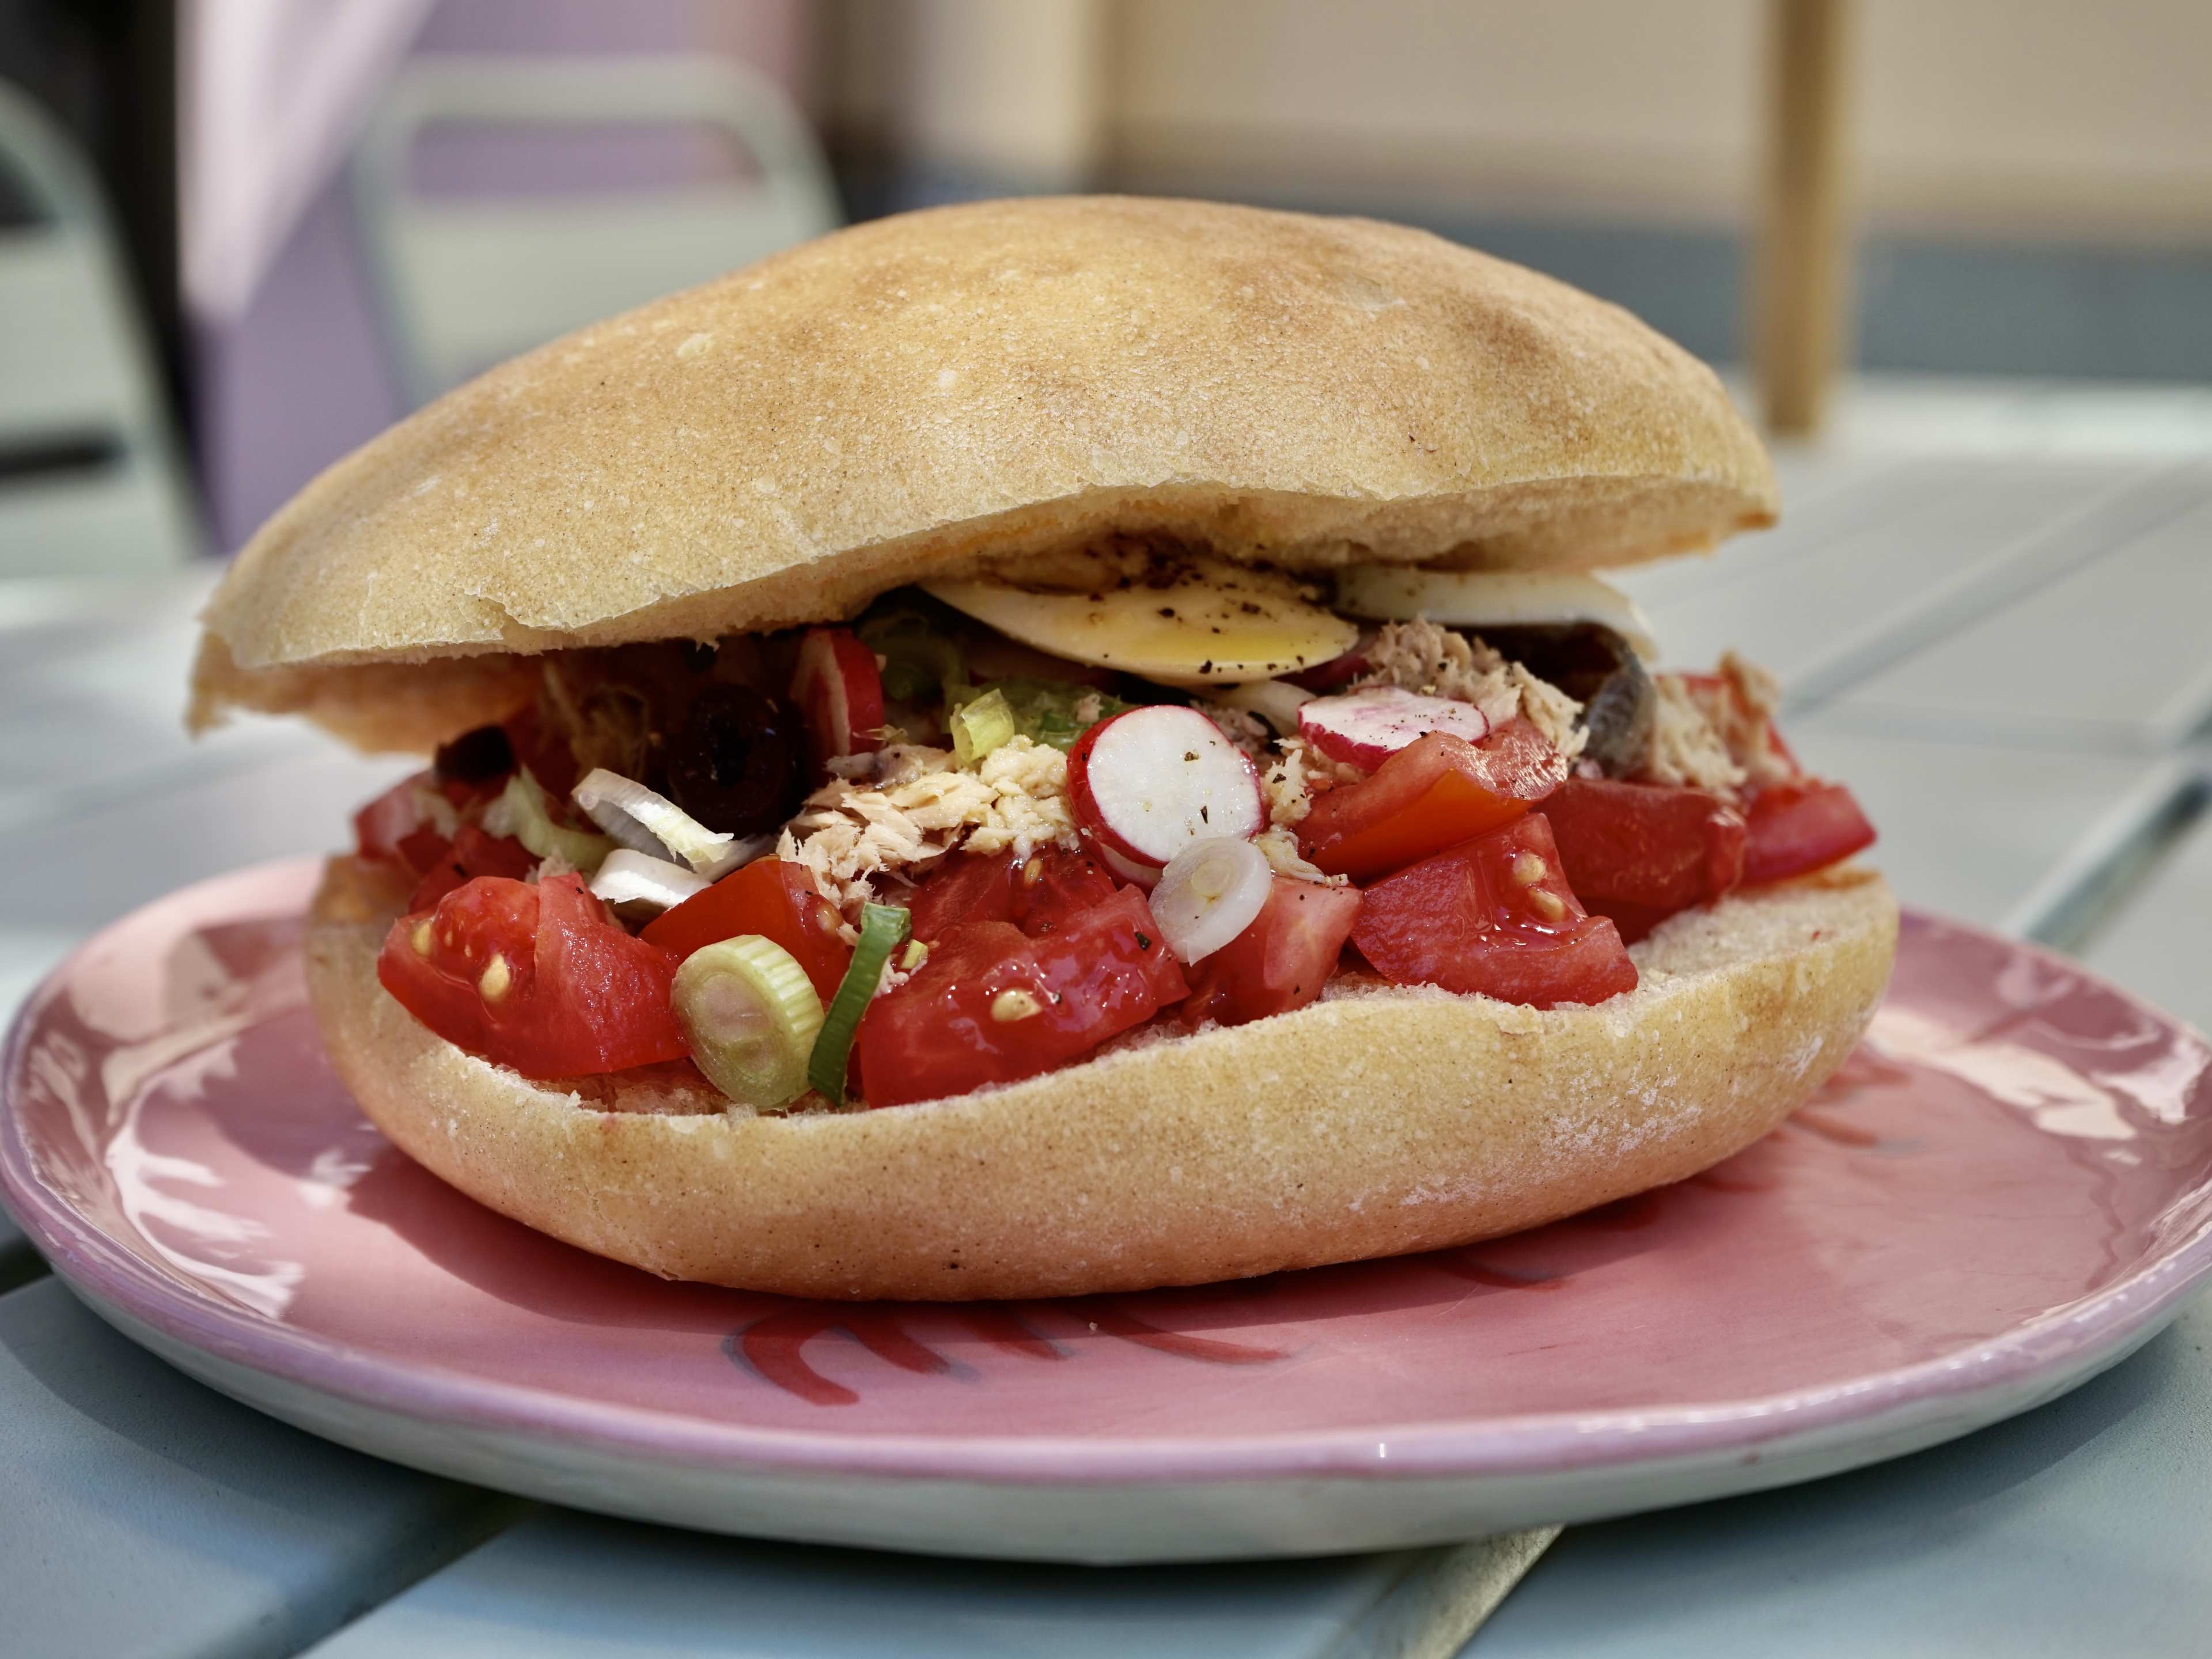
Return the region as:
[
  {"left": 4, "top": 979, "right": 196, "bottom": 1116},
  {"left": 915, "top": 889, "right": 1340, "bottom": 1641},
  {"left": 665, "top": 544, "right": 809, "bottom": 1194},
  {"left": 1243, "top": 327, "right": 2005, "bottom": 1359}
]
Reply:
[{"left": 2, "top": 1278, "right": 516, "bottom": 1554}]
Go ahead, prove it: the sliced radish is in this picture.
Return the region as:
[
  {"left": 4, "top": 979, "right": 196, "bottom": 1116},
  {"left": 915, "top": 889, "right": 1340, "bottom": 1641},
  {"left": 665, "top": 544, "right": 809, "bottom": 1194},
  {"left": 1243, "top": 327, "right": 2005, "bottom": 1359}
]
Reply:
[
  {"left": 1094, "top": 841, "right": 1165, "bottom": 889},
  {"left": 791, "top": 627, "right": 886, "bottom": 767},
  {"left": 1150, "top": 838, "right": 1274, "bottom": 964},
  {"left": 1297, "top": 685, "right": 1491, "bottom": 771},
  {"left": 1069, "top": 704, "right": 1265, "bottom": 868}
]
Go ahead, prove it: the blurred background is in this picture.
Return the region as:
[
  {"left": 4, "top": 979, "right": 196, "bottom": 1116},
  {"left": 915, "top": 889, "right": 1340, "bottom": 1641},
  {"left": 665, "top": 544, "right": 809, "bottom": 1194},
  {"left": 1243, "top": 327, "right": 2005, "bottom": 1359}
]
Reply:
[{"left": 1, "top": 0, "right": 2208, "bottom": 565}]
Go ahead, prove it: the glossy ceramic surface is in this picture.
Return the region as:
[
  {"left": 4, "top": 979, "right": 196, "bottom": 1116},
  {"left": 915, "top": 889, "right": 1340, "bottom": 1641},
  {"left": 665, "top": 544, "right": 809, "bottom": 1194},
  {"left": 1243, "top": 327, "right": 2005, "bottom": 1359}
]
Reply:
[{"left": 5, "top": 860, "right": 2210, "bottom": 1562}]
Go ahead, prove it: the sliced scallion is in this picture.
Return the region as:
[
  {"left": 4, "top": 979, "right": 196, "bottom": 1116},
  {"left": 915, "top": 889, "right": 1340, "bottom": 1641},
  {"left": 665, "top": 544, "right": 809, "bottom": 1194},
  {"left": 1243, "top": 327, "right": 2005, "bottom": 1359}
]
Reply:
[
  {"left": 673, "top": 935, "right": 824, "bottom": 1109},
  {"left": 482, "top": 769, "right": 618, "bottom": 872},
  {"left": 805, "top": 902, "right": 911, "bottom": 1107},
  {"left": 950, "top": 686, "right": 1017, "bottom": 766}
]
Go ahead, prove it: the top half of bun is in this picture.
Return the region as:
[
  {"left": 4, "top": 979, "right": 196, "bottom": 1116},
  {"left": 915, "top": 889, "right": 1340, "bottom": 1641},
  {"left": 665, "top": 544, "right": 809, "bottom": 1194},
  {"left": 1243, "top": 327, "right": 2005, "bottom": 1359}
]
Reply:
[{"left": 191, "top": 195, "right": 1777, "bottom": 752}]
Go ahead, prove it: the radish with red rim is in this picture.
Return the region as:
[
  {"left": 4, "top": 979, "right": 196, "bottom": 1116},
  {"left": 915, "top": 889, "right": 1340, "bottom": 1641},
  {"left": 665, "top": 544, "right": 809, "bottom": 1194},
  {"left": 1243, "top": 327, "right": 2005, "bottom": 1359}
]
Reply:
[
  {"left": 1297, "top": 685, "right": 1491, "bottom": 771},
  {"left": 791, "top": 627, "right": 886, "bottom": 767},
  {"left": 1068, "top": 705, "right": 1264, "bottom": 872}
]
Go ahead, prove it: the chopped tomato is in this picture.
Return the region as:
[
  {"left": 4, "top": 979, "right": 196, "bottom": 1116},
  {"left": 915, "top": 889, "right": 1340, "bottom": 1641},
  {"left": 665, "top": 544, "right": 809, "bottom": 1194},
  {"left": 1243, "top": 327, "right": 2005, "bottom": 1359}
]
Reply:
[
  {"left": 854, "top": 887, "right": 1188, "bottom": 1107},
  {"left": 791, "top": 627, "right": 887, "bottom": 767},
  {"left": 1351, "top": 814, "right": 1638, "bottom": 1008},
  {"left": 899, "top": 847, "right": 1123, "bottom": 944},
  {"left": 1179, "top": 876, "right": 1361, "bottom": 1028},
  {"left": 1544, "top": 777, "right": 1747, "bottom": 915},
  {"left": 1673, "top": 669, "right": 1800, "bottom": 776},
  {"left": 353, "top": 771, "right": 440, "bottom": 870},
  {"left": 1653, "top": 664, "right": 1872, "bottom": 887},
  {"left": 1743, "top": 779, "right": 1877, "bottom": 885},
  {"left": 641, "top": 857, "right": 852, "bottom": 1003},
  {"left": 394, "top": 824, "right": 452, "bottom": 880},
  {"left": 903, "top": 850, "right": 1019, "bottom": 941},
  {"left": 1013, "top": 849, "right": 1124, "bottom": 936},
  {"left": 377, "top": 874, "right": 689, "bottom": 1077},
  {"left": 406, "top": 824, "right": 538, "bottom": 912},
  {"left": 1299, "top": 719, "right": 1567, "bottom": 882}
]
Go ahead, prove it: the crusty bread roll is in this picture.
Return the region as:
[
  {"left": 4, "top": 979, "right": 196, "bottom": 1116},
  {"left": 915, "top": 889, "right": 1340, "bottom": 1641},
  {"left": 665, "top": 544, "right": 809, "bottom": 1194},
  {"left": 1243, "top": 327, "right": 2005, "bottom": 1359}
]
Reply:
[
  {"left": 308, "top": 859, "right": 1895, "bottom": 1300},
  {"left": 191, "top": 196, "right": 1775, "bottom": 753},
  {"left": 199, "top": 196, "right": 1883, "bottom": 1301}
]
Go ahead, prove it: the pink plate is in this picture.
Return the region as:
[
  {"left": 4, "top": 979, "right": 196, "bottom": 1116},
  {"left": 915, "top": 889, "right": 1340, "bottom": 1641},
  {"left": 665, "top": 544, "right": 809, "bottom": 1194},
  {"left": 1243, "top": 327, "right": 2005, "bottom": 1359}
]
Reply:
[{"left": 6, "top": 859, "right": 2212, "bottom": 1562}]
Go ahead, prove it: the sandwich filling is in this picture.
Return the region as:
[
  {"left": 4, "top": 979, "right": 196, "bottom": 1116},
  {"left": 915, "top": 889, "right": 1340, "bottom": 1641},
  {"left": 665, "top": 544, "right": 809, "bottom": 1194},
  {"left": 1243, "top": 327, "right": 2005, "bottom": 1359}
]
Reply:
[{"left": 351, "top": 552, "right": 1875, "bottom": 1111}]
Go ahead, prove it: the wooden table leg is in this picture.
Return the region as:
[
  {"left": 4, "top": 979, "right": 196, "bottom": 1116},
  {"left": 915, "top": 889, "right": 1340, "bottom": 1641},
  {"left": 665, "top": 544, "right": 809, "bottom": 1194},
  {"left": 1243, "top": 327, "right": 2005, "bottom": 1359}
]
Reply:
[{"left": 1754, "top": 0, "right": 1854, "bottom": 438}]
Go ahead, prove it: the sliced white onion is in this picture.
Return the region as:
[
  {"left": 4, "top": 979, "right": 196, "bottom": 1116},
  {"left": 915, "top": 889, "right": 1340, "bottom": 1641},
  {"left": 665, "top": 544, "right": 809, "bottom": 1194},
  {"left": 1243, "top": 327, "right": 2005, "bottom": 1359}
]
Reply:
[
  {"left": 1149, "top": 838, "right": 1274, "bottom": 964},
  {"left": 483, "top": 771, "right": 617, "bottom": 872},
  {"left": 1333, "top": 567, "right": 1660, "bottom": 661},
  {"left": 412, "top": 780, "right": 461, "bottom": 839},
  {"left": 588, "top": 849, "right": 711, "bottom": 920},
  {"left": 571, "top": 768, "right": 751, "bottom": 877},
  {"left": 1211, "top": 679, "right": 1315, "bottom": 736}
]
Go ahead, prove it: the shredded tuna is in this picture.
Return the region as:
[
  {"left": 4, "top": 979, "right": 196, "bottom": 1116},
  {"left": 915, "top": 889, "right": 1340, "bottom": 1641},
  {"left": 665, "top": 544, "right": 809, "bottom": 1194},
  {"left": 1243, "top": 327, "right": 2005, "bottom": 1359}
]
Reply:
[
  {"left": 530, "top": 851, "right": 579, "bottom": 884},
  {"left": 1641, "top": 656, "right": 1791, "bottom": 793},
  {"left": 1255, "top": 824, "right": 1339, "bottom": 883},
  {"left": 775, "top": 736, "right": 1078, "bottom": 923},
  {"left": 1722, "top": 650, "right": 1781, "bottom": 720},
  {"left": 1360, "top": 620, "right": 1520, "bottom": 723},
  {"left": 1715, "top": 653, "right": 1794, "bottom": 789},
  {"left": 1258, "top": 742, "right": 1314, "bottom": 827},
  {"left": 1506, "top": 663, "right": 1589, "bottom": 762},
  {"left": 1193, "top": 699, "right": 1271, "bottom": 759},
  {"left": 1259, "top": 735, "right": 1361, "bottom": 826},
  {"left": 1357, "top": 619, "right": 1588, "bottom": 762},
  {"left": 537, "top": 656, "right": 653, "bottom": 780},
  {"left": 1642, "top": 676, "right": 1746, "bottom": 791}
]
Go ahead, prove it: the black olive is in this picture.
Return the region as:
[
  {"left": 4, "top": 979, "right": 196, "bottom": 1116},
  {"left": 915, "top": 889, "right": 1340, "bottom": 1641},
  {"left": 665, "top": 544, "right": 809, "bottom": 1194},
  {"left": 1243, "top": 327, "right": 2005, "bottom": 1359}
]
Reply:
[
  {"left": 1478, "top": 623, "right": 1655, "bottom": 779},
  {"left": 433, "top": 724, "right": 515, "bottom": 784},
  {"left": 661, "top": 685, "right": 809, "bottom": 836}
]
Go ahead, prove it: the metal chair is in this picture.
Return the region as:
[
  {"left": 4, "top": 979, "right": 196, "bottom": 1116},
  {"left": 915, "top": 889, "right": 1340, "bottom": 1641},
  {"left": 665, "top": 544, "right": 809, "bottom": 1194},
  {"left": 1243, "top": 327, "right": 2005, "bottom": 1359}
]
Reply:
[
  {"left": 350, "top": 54, "right": 841, "bottom": 409},
  {"left": 0, "top": 78, "right": 201, "bottom": 578}
]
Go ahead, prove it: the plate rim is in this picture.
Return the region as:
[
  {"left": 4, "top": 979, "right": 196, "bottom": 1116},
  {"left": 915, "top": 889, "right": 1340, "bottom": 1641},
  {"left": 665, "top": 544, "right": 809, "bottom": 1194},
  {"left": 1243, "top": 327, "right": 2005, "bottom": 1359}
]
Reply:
[{"left": 6, "top": 857, "right": 2211, "bottom": 1489}]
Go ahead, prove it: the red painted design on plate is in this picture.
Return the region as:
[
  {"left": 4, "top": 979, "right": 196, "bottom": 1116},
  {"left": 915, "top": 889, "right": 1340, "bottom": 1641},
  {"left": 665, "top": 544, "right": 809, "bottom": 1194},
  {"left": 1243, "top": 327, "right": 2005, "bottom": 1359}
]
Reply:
[
  {"left": 953, "top": 1305, "right": 1064, "bottom": 1361},
  {"left": 736, "top": 1309, "right": 951, "bottom": 1406},
  {"left": 733, "top": 1298, "right": 1287, "bottom": 1406}
]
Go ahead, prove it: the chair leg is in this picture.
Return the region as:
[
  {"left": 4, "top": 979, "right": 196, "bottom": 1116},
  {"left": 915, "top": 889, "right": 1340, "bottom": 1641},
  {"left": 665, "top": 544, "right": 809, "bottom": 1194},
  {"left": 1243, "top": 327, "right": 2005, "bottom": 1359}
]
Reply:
[{"left": 1754, "top": 0, "right": 1854, "bottom": 439}]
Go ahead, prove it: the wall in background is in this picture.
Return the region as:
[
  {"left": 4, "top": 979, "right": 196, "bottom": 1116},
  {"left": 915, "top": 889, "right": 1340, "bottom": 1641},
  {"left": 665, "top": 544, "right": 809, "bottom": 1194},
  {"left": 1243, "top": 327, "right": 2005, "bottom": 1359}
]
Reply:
[
  {"left": 823, "top": 0, "right": 2212, "bottom": 387},
  {"left": 195, "top": 0, "right": 2212, "bottom": 554},
  {"left": 1109, "top": 0, "right": 2212, "bottom": 247}
]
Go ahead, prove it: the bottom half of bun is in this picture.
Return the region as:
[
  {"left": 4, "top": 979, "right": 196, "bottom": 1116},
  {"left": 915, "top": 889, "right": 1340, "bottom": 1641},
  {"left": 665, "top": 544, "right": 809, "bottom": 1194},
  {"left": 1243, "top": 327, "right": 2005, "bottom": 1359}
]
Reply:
[{"left": 306, "top": 861, "right": 1899, "bottom": 1300}]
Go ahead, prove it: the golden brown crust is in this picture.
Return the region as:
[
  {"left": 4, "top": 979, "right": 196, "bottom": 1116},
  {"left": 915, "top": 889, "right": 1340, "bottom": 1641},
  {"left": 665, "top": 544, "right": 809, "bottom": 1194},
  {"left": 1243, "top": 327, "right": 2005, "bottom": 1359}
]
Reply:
[
  {"left": 199, "top": 197, "right": 1774, "bottom": 751},
  {"left": 306, "top": 861, "right": 1895, "bottom": 1300}
]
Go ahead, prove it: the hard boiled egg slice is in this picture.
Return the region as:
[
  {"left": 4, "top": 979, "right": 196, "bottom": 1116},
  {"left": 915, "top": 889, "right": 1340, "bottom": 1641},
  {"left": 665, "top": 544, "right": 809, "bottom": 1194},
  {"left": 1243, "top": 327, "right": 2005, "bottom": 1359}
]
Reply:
[
  {"left": 923, "top": 556, "right": 1357, "bottom": 687},
  {"left": 1333, "top": 567, "right": 1658, "bottom": 661}
]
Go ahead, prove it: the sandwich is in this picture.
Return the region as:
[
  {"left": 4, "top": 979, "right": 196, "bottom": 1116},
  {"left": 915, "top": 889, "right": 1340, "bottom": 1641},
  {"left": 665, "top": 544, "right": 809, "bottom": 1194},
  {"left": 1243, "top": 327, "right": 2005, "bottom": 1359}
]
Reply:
[{"left": 190, "top": 196, "right": 1897, "bottom": 1301}]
